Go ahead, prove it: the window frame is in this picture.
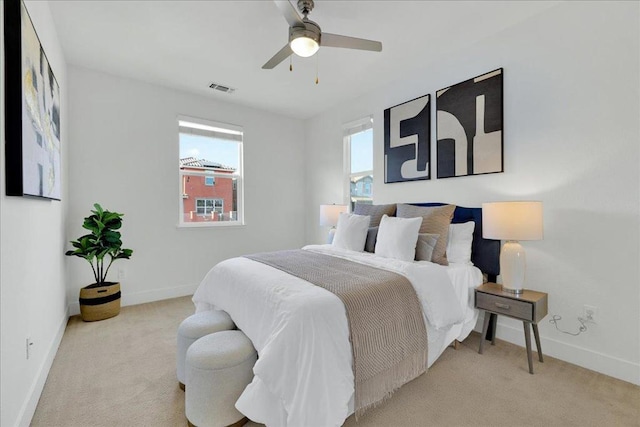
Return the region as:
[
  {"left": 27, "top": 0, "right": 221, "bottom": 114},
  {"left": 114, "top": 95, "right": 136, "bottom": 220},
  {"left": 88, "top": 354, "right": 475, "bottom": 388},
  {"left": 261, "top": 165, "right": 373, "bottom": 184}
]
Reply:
[
  {"left": 178, "top": 115, "right": 244, "bottom": 228},
  {"left": 343, "top": 116, "right": 374, "bottom": 210}
]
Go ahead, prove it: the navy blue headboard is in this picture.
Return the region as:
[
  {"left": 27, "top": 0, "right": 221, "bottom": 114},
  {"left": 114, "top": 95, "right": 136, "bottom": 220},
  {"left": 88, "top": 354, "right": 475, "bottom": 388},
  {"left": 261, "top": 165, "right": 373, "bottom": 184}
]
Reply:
[{"left": 411, "top": 203, "right": 500, "bottom": 281}]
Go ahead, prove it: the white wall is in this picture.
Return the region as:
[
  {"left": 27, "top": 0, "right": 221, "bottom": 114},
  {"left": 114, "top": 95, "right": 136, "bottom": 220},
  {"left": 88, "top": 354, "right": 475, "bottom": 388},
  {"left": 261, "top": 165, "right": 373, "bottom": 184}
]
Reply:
[
  {"left": 66, "top": 67, "right": 306, "bottom": 311},
  {"left": 0, "top": 2, "right": 69, "bottom": 427},
  {"left": 305, "top": 1, "right": 640, "bottom": 384}
]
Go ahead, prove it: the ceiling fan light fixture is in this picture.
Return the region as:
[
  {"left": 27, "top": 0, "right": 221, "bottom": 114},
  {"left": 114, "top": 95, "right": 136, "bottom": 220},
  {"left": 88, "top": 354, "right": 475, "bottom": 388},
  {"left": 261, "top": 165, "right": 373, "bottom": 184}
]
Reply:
[
  {"left": 289, "top": 21, "right": 321, "bottom": 58},
  {"left": 262, "top": 0, "right": 382, "bottom": 70},
  {"left": 290, "top": 36, "right": 319, "bottom": 57}
]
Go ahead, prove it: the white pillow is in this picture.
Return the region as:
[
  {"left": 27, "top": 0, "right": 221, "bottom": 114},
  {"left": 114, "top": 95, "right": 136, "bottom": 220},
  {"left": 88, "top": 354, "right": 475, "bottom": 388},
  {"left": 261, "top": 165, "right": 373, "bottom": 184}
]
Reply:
[
  {"left": 332, "top": 213, "right": 370, "bottom": 251},
  {"left": 374, "top": 215, "right": 422, "bottom": 262},
  {"left": 446, "top": 221, "right": 475, "bottom": 264}
]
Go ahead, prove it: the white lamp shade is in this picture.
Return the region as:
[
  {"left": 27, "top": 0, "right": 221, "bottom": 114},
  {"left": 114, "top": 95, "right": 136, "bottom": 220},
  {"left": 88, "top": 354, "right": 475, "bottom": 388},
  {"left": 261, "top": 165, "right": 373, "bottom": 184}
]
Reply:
[
  {"left": 319, "top": 204, "right": 348, "bottom": 227},
  {"left": 482, "top": 201, "right": 543, "bottom": 241}
]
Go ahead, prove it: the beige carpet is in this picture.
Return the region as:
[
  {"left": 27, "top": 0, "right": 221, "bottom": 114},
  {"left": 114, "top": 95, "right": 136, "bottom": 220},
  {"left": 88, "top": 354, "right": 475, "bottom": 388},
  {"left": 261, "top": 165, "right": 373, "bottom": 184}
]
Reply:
[{"left": 32, "top": 296, "right": 640, "bottom": 427}]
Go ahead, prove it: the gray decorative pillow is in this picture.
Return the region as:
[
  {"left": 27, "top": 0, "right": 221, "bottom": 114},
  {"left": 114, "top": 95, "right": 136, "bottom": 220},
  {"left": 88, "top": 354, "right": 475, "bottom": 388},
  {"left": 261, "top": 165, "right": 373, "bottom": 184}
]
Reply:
[
  {"left": 364, "top": 227, "right": 378, "bottom": 253},
  {"left": 415, "top": 233, "right": 439, "bottom": 262},
  {"left": 396, "top": 204, "right": 456, "bottom": 266},
  {"left": 353, "top": 203, "right": 397, "bottom": 228}
]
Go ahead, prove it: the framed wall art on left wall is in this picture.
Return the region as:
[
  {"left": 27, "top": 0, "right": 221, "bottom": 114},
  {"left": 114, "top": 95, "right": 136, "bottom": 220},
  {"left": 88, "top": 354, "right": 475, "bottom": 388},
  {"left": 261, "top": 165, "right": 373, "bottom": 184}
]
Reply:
[{"left": 4, "top": 0, "right": 62, "bottom": 200}]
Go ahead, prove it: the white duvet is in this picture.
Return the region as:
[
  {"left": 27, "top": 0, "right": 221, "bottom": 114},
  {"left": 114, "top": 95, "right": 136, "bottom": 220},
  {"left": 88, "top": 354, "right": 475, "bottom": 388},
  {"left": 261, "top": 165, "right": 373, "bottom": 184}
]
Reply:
[{"left": 192, "top": 245, "right": 480, "bottom": 427}]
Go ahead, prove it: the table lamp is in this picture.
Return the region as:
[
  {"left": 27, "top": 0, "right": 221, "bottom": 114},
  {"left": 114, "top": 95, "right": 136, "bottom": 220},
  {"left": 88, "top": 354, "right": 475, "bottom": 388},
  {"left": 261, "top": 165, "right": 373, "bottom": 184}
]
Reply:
[
  {"left": 319, "top": 204, "right": 348, "bottom": 243},
  {"left": 482, "top": 201, "right": 544, "bottom": 294}
]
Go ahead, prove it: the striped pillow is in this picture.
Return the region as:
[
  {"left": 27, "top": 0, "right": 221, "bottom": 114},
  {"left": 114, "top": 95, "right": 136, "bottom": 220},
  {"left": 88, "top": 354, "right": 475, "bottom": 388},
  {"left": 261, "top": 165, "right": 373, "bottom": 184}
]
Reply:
[
  {"left": 415, "top": 233, "right": 439, "bottom": 262},
  {"left": 353, "top": 203, "right": 397, "bottom": 227},
  {"left": 396, "top": 204, "right": 456, "bottom": 266}
]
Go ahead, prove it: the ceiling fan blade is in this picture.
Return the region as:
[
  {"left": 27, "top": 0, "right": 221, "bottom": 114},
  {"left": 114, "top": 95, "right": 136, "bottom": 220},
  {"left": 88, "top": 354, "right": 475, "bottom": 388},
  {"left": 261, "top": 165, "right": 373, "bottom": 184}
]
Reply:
[
  {"left": 262, "top": 44, "right": 294, "bottom": 69},
  {"left": 274, "top": 0, "right": 304, "bottom": 28},
  {"left": 322, "top": 33, "right": 382, "bottom": 52}
]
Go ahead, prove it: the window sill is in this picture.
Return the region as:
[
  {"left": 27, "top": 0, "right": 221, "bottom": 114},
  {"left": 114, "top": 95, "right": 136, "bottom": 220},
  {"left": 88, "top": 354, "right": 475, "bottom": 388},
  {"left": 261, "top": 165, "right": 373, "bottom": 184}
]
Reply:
[{"left": 177, "top": 221, "right": 245, "bottom": 229}]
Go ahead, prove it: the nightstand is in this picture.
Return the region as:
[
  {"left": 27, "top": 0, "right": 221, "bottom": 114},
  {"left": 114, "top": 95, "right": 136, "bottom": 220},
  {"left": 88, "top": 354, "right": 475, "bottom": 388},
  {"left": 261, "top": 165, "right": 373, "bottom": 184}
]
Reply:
[{"left": 475, "top": 282, "right": 548, "bottom": 374}]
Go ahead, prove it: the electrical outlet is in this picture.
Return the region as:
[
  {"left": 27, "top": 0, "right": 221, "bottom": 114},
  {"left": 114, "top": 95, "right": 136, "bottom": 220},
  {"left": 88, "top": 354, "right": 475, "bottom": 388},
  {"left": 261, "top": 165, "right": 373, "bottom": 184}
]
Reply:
[
  {"left": 118, "top": 268, "right": 125, "bottom": 280},
  {"left": 26, "top": 338, "right": 33, "bottom": 359},
  {"left": 583, "top": 305, "right": 598, "bottom": 323}
]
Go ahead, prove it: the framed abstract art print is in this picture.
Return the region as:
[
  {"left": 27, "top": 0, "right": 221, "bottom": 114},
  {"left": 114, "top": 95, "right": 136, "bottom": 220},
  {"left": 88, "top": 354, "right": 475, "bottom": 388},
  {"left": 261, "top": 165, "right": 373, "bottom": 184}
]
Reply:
[
  {"left": 384, "top": 94, "right": 430, "bottom": 183},
  {"left": 436, "top": 68, "right": 503, "bottom": 179},
  {"left": 4, "top": 0, "right": 62, "bottom": 200}
]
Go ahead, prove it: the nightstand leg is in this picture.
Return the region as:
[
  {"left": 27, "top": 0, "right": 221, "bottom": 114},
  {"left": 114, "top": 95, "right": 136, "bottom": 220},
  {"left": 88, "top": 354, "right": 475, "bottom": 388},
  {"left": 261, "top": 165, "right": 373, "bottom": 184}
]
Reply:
[
  {"left": 532, "top": 323, "right": 543, "bottom": 362},
  {"left": 490, "top": 313, "right": 497, "bottom": 345},
  {"left": 523, "top": 321, "right": 534, "bottom": 374},
  {"left": 479, "top": 311, "right": 491, "bottom": 354}
]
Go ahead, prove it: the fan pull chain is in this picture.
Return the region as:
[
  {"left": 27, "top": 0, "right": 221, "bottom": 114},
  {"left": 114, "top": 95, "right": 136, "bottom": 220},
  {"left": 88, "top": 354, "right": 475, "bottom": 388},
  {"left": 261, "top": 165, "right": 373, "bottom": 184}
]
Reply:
[
  {"left": 290, "top": 54, "right": 293, "bottom": 72},
  {"left": 315, "top": 51, "right": 319, "bottom": 84}
]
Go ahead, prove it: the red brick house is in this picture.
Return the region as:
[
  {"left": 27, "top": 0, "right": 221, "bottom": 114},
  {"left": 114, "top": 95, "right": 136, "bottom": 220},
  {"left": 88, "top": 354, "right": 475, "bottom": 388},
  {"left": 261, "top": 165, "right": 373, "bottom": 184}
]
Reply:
[{"left": 180, "top": 157, "right": 236, "bottom": 222}]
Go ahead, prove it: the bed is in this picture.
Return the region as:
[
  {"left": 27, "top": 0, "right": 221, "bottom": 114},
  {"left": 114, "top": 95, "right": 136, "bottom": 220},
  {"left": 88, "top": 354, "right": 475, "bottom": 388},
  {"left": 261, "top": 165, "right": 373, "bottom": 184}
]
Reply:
[{"left": 192, "top": 204, "right": 500, "bottom": 427}]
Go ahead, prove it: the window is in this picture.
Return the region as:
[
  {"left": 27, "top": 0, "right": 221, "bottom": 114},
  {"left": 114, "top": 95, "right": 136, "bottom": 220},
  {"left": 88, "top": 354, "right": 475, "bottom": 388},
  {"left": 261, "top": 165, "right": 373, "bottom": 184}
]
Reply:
[
  {"left": 344, "top": 117, "right": 373, "bottom": 211},
  {"left": 178, "top": 116, "right": 243, "bottom": 226},
  {"left": 195, "top": 198, "right": 223, "bottom": 217}
]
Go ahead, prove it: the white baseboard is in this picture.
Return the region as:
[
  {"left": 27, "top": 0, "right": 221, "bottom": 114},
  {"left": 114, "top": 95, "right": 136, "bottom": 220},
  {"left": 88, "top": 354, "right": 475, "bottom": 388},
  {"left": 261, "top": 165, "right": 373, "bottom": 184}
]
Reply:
[
  {"left": 476, "top": 314, "right": 640, "bottom": 385},
  {"left": 68, "top": 283, "right": 198, "bottom": 316},
  {"left": 17, "top": 307, "right": 69, "bottom": 427}
]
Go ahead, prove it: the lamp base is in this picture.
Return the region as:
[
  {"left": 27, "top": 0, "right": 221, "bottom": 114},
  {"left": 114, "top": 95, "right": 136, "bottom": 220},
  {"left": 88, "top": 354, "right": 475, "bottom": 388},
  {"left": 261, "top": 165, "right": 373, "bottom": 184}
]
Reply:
[
  {"left": 502, "top": 286, "right": 524, "bottom": 295},
  {"left": 500, "top": 240, "right": 526, "bottom": 294},
  {"left": 327, "top": 227, "right": 336, "bottom": 244}
]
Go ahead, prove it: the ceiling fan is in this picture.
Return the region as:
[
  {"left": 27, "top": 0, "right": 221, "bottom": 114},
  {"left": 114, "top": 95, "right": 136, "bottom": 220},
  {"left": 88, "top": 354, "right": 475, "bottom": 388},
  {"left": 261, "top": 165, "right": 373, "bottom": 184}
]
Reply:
[{"left": 262, "top": 0, "right": 383, "bottom": 70}]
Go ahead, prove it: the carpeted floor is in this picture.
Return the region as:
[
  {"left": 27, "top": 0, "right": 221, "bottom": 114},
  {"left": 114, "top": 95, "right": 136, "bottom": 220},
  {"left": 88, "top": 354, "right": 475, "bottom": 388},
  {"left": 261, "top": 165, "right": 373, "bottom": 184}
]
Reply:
[{"left": 31, "top": 296, "right": 640, "bottom": 427}]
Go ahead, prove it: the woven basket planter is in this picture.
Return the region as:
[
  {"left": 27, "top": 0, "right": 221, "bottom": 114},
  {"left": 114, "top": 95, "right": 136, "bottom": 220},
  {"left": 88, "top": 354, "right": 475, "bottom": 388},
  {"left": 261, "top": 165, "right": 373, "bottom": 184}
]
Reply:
[{"left": 79, "top": 282, "right": 121, "bottom": 322}]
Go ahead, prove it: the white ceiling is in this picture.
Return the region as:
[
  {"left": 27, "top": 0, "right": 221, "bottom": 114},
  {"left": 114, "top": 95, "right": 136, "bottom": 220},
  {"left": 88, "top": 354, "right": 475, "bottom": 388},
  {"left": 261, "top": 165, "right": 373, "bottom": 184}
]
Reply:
[{"left": 48, "top": 0, "right": 559, "bottom": 120}]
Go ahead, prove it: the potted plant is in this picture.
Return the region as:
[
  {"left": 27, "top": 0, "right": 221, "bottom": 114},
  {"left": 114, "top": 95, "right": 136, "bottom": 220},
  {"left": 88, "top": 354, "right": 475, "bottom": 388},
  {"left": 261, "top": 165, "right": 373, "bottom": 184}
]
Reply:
[{"left": 66, "top": 203, "right": 133, "bottom": 321}]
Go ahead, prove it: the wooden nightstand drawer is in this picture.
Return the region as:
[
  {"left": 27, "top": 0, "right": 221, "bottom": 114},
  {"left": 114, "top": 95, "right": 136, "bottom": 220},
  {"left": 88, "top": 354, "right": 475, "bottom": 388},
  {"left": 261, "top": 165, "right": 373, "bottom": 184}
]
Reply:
[{"left": 476, "top": 292, "right": 533, "bottom": 321}]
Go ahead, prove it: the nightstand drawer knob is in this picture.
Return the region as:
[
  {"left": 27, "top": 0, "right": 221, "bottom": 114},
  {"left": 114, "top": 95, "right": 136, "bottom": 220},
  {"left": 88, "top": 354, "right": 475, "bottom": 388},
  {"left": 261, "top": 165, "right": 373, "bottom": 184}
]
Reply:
[{"left": 495, "top": 302, "right": 510, "bottom": 310}]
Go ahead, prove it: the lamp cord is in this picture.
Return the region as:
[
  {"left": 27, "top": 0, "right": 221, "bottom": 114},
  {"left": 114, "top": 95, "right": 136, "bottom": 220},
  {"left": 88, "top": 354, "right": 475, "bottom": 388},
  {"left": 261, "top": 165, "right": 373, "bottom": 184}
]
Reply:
[{"left": 549, "top": 314, "right": 588, "bottom": 336}]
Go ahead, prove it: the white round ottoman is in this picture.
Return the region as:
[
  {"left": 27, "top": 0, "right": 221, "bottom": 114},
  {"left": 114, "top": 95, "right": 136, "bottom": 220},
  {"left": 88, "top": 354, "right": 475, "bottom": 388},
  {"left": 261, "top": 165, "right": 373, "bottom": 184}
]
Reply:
[
  {"left": 177, "top": 311, "right": 235, "bottom": 390},
  {"left": 185, "top": 330, "right": 257, "bottom": 427}
]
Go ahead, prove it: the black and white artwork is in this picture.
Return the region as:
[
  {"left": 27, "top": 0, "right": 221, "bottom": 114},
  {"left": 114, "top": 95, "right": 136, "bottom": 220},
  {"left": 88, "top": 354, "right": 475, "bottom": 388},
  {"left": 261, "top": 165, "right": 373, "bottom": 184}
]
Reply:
[
  {"left": 4, "top": 0, "right": 62, "bottom": 199},
  {"left": 384, "top": 94, "right": 430, "bottom": 183},
  {"left": 436, "top": 68, "right": 503, "bottom": 179}
]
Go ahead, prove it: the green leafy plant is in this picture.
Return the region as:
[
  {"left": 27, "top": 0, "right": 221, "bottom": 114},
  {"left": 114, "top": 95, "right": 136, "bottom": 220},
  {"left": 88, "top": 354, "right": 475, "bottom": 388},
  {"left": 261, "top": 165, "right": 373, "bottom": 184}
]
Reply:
[{"left": 65, "top": 203, "right": 133, "bottom": 284}]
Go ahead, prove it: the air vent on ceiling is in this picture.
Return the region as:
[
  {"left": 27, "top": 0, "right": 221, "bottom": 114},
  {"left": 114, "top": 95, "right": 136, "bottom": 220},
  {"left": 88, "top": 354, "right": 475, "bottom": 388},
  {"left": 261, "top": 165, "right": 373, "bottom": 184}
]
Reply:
[{"left": 209, "top": 82, "right": 236, "bottom": 94}]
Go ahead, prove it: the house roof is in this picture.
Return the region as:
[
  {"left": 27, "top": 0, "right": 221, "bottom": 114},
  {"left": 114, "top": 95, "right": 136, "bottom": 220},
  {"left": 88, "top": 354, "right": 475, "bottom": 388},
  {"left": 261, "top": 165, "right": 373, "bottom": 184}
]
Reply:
[
  {"left": 180, "top": 157, "right": 235, "bottom": 171},
  {"left": 353, "top": 175, "right": 373, "bottom": 184}
]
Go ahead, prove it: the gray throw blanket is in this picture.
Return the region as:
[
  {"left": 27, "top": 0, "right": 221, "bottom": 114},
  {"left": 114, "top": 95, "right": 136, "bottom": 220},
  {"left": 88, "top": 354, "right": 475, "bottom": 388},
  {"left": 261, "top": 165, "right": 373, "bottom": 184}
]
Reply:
[{"left": 244, "top": 249, "right": 428, "bottom": 418}]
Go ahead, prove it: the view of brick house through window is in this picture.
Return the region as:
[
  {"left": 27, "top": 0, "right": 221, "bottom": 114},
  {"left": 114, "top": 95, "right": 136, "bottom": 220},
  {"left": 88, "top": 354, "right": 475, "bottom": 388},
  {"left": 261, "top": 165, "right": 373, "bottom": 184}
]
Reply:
[
  {"left": 178, "top": 117, "right": 244, "bottom": 226},
  {"left": 344, "top": 117, "right": 373, "bottom": 211}
]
